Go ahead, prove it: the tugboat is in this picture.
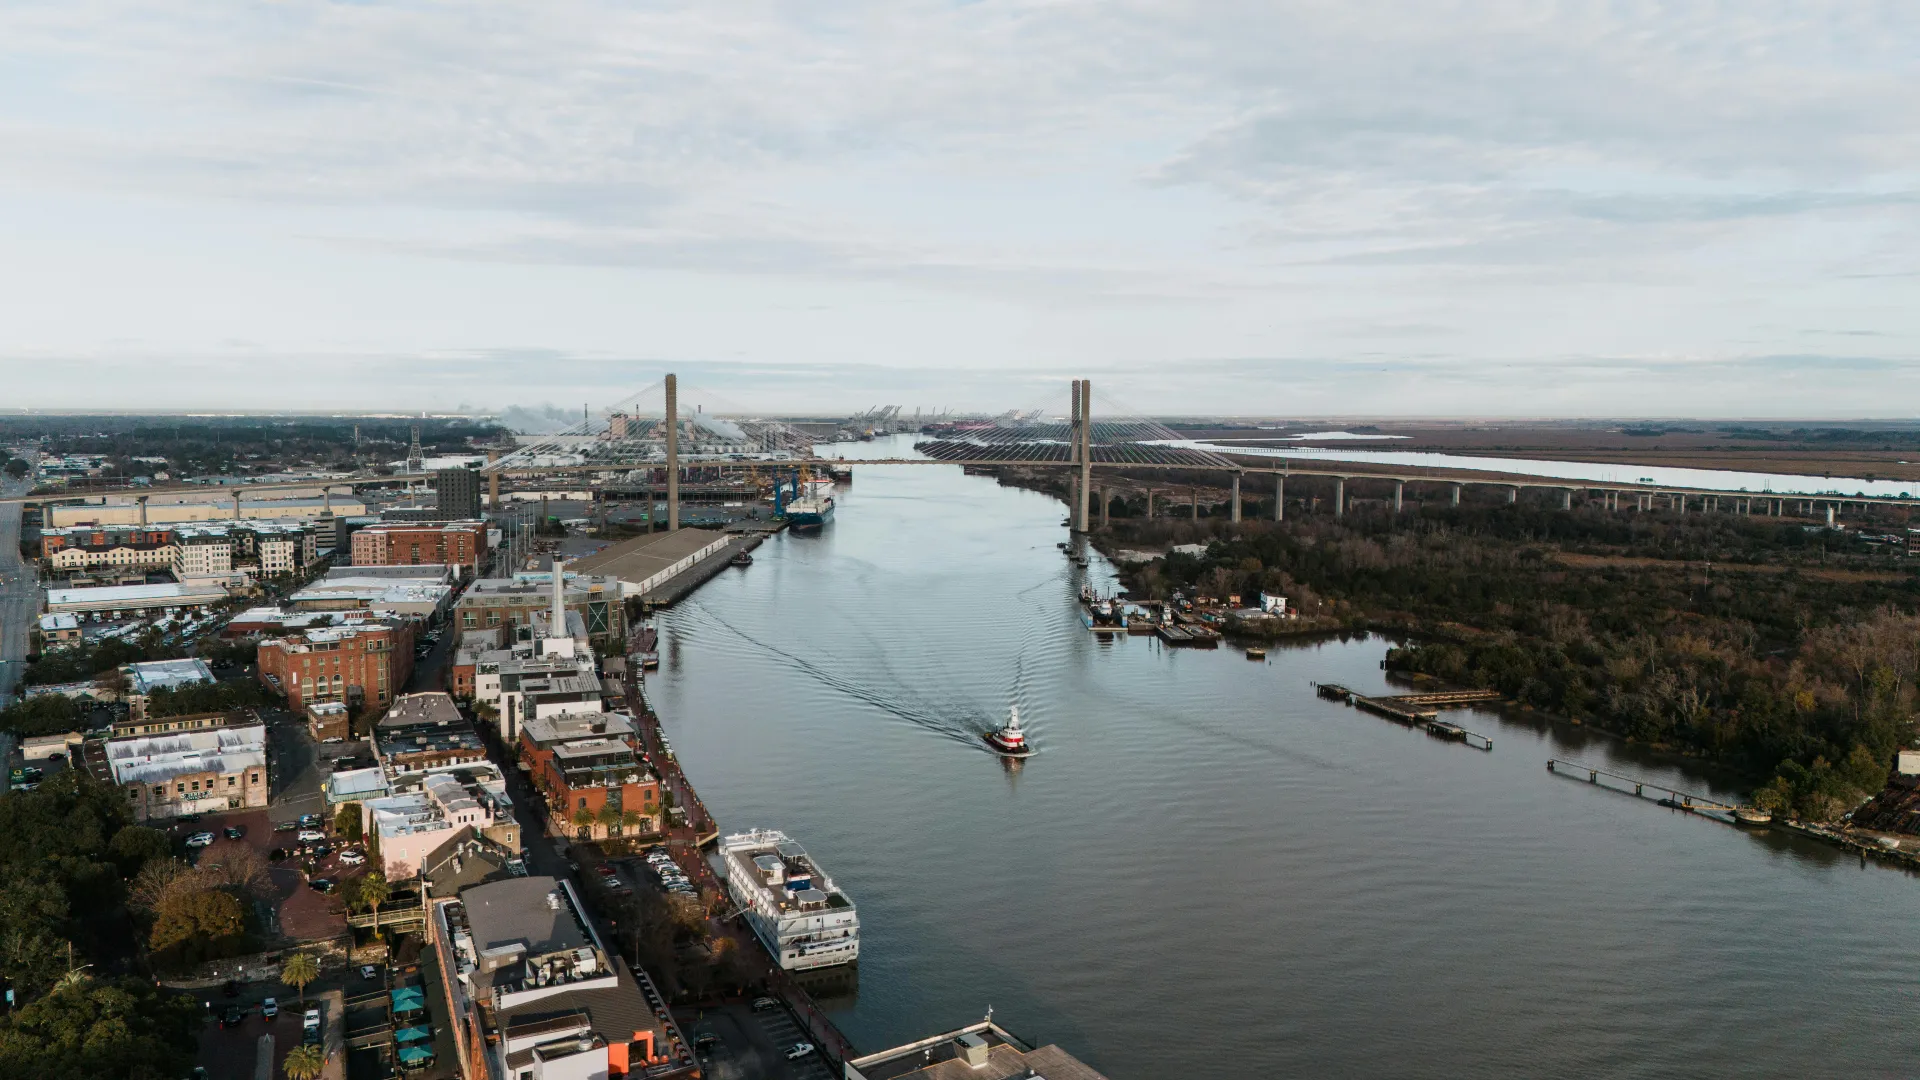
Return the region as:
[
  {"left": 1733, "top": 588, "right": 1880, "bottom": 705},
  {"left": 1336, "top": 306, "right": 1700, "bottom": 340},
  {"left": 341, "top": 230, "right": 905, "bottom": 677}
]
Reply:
[
  {"left": 730, "top": 550, "right": 753, "bottom": 567},
  {"left": 983, "top": 705, "right": 1033, "bottom": 757}
]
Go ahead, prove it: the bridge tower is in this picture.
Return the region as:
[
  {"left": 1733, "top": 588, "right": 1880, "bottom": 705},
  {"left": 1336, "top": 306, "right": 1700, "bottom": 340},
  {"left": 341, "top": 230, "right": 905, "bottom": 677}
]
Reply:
[
  {"left": 1077, "top": 379, "right": 1093, "bottom": 532},
  {"left": 665, "top": 374, "right": 681, "bottom": 531}
]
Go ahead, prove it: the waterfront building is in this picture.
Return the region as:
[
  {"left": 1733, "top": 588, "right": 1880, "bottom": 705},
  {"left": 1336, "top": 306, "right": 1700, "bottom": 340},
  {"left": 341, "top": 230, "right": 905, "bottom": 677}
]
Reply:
[
  {"left": 256, "top": 617, "right": 414, "bottom": 714},
  {"left": 717, "top": 829, "right": 860, "bottom": 971},
  {"left": 455, "top": 570, "right": 626, "bottom": 649},
  {"left": 847, "top": 1018, "right": 1111, "bottom": 1080},
  {"left": 102, "top": 722, "right": 268, "bottom": 822},
  {"left": 518, "top": 713, "right": 659, "bottom": 841},
  {"left": 567, "top": 528, "right": 734, "bottom": 599},
  {"left": 431, "top": 876, "right": 696, "bottom": 1079}
]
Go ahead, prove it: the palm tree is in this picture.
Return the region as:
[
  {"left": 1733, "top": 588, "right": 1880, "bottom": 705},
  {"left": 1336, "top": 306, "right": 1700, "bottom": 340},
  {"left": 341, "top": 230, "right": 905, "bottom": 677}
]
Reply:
[
  {"left": 283, "top": 1043, "right": 325, "bottom": 1080},
  {"left": 571, "top": 805, "right": 595, "bottom": 839},
  {"left": 596, "top": 803, "right": 624, "bottom": 837},
  {"left": 281, "top": 952, "right": 320, "bottom": 1005},
  {"left": 620, "top": 809, "right": 644, "bottom": 838},
  {"left": 359, "top": 872, "right": 390, "bottom": 932}
]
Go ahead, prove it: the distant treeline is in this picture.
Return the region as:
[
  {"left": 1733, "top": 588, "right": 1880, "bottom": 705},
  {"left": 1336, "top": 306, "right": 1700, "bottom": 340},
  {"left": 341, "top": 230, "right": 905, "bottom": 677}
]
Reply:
[
  {"left": 1105, "top": 505, "right": 1920, "bottom": 819},
  {"left": 1, "top": 415, "right": 508, "bottom": 477}
]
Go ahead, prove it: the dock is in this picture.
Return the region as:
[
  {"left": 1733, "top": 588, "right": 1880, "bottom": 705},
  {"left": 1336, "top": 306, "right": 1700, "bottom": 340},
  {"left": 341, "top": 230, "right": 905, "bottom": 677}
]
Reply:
[
  {"left": 1315, "top": 683, "right": 1494, "bottom": 750},
  {"left": 1545, "top": 758, "right": 1740, "bottom": 816}
]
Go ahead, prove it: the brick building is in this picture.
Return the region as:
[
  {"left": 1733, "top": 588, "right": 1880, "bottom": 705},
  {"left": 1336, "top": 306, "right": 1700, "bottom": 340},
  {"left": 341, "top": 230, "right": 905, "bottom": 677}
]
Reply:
[
  {"left": 454, "top": 572, "right": 625, "bottom": 648},
  {"left": 38, "top": 525, "right": 177, "bottom": 573},
  {"left": 518, "top": 712, "right": 659, "bottom": 841},
  {"left": 350, "top": 522, "right": 488, "bottom": 574},
  {"left": 256, "top": 618, "right": 414, "bottom": 715},
  {"left": 101, "top": 723, "right": 269, "bottom": 822}
]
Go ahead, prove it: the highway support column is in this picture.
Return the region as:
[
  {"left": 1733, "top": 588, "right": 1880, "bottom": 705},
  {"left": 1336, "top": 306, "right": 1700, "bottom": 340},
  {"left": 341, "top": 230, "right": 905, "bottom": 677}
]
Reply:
[
  {"left": 1334, "top": 477, "right": 1345, "bottom": 517},
  {"left": 1274, "top": 475, "right": 1284, "bottom": 522},
  {"left": 1231, "top": 473, "right": 1241, "bottom": 523}
]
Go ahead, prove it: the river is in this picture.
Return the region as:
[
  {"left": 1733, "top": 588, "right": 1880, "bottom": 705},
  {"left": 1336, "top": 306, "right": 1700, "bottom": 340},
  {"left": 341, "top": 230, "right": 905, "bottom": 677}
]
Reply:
[{"left": 644, "top": 436, "right": 1920, "bottom": 1079}]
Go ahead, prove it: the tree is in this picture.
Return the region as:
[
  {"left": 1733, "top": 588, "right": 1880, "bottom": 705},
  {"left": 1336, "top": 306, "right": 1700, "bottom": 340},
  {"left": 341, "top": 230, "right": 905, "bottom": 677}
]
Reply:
[
  {"left": 149, "top": 887, "right": 247, "bottom": 967},
  {"left": 334, "top": 802, "right": 363, "bottom": 842},
  {"left": 357, "top": 872, "right": 390, "bottom": 932},
  {"left": 280, "top": 952, "right": 320, "bottom": 1005},
  {"left": 106, "top": 826, "right": 170, "bottom": 877},
  {"left": 2, "top": 459, "right": 27, "bottom": 480},
  {"left": 283, "top": 1043, "right": 326, "bottom": 1080},
  {"left": 0, "top": 975, "right": 199, "bottom": 1080},
  {"left": 194, "top": 841, "right": 274, "bottom": 902},
  {"left": 596, "top": 803, "right": 624, "bottom": 835},
  {"left": 620, "top": 809, "right": 645, "bottom": 837},
  {"left": 571, "top": 805, "right": 596, "bottom": 837}
]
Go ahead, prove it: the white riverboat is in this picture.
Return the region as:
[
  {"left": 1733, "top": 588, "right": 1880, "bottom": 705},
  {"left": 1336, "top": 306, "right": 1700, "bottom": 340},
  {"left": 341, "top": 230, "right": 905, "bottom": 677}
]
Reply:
[{"left": 717, "top": 829, "right": 860, "bottom": 971}]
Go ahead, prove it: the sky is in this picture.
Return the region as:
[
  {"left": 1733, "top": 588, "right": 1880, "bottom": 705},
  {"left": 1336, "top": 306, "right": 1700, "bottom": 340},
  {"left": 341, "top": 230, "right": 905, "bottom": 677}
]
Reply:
[{"left": 2, "top": 1, "right": 1918, "bottom": 418}]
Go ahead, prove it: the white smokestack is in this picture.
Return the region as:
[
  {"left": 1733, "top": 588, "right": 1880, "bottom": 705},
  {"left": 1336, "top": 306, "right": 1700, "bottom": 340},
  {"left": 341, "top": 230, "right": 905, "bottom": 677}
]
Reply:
[{"left": 551, "top": 557, "right": 567, "bottom": 637}]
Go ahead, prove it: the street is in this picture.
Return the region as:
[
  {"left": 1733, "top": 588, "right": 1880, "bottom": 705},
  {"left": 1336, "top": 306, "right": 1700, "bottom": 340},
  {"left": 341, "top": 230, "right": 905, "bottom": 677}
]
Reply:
[{"left": 0, "top": 476, "right": 36, "bottom": 714}]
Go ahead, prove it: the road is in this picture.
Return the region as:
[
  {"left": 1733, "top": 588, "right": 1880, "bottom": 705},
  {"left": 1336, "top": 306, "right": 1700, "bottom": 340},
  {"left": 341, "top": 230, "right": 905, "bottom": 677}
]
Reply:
[{"left": 0, "top": 476, "right": 36, "bottom": 713}]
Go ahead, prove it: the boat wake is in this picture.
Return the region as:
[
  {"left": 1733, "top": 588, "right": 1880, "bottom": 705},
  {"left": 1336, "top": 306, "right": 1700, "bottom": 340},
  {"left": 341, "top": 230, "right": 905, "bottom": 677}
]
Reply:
[{"left": 673, "top": 602, "right": 989, "bottom": 748}]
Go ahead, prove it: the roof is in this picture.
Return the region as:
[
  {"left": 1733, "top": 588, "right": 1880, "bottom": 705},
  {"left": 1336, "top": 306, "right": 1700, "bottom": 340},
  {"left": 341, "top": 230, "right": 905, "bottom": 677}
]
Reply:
[
  {"left": 106, "top": 724, "right": 267, "bottom": 786},
  {"left": 551, "top": 738, "right": 636, "bottom": 762},
  {"left": 289, "top": 580, "right": 452, "bottom": 607},
  {"left": 850, "top": 1025, "right": 1111, "bottom": 1080},
  {"left": 127, "top": 658, "right": 215, "bottom": 695},
  {"left": 378, "top": 693, "right": 465, "bottom": 730},
  {"left": 45, "top": 582, "right": 228, "bottom": 607},
  {"left": 328, "top": 768, "right": 390, "bottom": 801},
  {"left": 322, "top": 564, "right": 456, "bottom": 583},
  {"left": 566, "top": 529, "right": 728, "bottom": 587},
  {"left": 461, "top": 876, "right": 591, "bottom": 958},
  {"left": 522, "top": 712, "right": 637, "bottom": 746},
  {"left": 38, "top": 613, "right": 79, "bottom": 631}
]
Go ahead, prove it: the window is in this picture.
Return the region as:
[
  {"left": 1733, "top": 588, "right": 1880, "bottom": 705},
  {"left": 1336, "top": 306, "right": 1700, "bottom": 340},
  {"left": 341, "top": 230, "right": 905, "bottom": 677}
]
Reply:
[
  {"left": 176, "top": 784, "right": 185, "bottom": 794},
  {"left": 154, "top": 786, "right": 164, "bottom": 797},
  {"left": 251, "top": 774, "right": 261, "bottom": 784},
  {"left": 190, "top": 781, "right": 200, "bottom": 791},
  {"left": 578, "top": 797, "right": 588, "bottom": 809},
  {"left": 227, "top": 776, "right": 235, "bottom": 787}
]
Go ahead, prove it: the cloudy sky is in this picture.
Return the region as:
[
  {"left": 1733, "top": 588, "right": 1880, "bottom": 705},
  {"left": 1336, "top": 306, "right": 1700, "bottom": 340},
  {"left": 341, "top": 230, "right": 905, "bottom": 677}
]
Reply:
[{"left": 2, "top": 1, "right": 1917, "bottom": 417}]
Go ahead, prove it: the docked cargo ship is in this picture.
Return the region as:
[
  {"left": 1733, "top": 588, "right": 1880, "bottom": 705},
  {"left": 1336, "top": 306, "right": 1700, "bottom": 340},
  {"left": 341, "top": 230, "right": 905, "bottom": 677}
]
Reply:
[
  {"left": 717, "top": 830, "right": 860, "bottom": 971},
  {"left": 785, "top": 493, "right": 836, "bottom": 531}
]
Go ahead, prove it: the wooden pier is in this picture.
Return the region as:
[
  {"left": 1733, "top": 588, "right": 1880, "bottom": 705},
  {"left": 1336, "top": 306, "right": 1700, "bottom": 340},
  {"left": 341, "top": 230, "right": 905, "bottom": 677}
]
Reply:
[
  {"left": 1316, "top": 683, "right": 1494, "bottom": 750},
  {"left": 1545, "top": 758, "right": 1740, "bottom": 816}
]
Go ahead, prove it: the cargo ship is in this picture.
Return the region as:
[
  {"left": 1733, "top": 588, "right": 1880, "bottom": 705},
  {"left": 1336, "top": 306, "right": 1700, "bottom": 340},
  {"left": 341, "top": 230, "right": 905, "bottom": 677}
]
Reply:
[
  {"left": 718, "top": 830, "right": 860, "bottom": 971},
  {"left": 786, "top": 493, "right": 835, "bottom": 531}
]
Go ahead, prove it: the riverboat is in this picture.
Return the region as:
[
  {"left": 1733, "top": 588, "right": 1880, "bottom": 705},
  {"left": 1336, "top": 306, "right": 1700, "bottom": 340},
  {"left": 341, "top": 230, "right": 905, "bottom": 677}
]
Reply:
[
  {"left": 984, "top": 705, "right": 1032, "bottom": 757},
  {"left": 730, "top": 550, "right": 753, "bottom": 567},
  {"left": 1734, "top": 807, "right": 1773, "bottom": 826},
  {"left": 717, "top": 829, "right": 860, "bottom": 971},
  {"left": 1246, "top": 646, "right": 1266, "bottom": 660}
]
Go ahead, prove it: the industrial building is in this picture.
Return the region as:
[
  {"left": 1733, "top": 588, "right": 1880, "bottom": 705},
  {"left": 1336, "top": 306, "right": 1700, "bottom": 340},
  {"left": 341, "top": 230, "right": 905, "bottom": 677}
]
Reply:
[
  {"left": 455, "top": 571, "right": 626, "bottom": 648},
  {"left": 46, "top": 494, "right": 363, "bottom": 527},
  {"left": 566, "top": 529, "right": 734, "bottom": 599},
  {"left": 43, "top": 581, "right": 231, "bottom": 617}
]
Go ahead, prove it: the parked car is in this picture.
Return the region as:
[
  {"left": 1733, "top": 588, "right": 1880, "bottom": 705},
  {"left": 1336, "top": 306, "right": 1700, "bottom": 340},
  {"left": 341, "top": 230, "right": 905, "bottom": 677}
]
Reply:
[
  {"left": 339, "top": 849, "right": 365, "bottom": 866},
  {"left": 220, "top": 1005, "right": 245, "bottom": 1028},
  {"left": 302, "top": 1007, "right": 321, "bottom": 1045},
  {"left": 309, "top": 878, "right": 335, "bottom": 893},
  {"left": 223, "top": 825, "right": 246, "bottom": 840},
  {"left": 785, "top": 1042, "right": 816, "bottom": 1060},
  {"left": 185, "top": 832, "right": 216, "bottom": 848},
  {"left": 261, "top": 996, "right": 278, "bottom": 1019},
  {"left": 360, "top": 965, "right": 380, "bottom": 981},
  {"left": 298, "top": 813, "right": 322, "bottom": 827},
  {"left": 752, "top": 997, "right": 778, "bottom": 1012},
  {"left": 308, "top": 843, "right": 333, "bottom": 859},
  {"left": 298, "top": 829, "right": 324, "bottom": 843}
]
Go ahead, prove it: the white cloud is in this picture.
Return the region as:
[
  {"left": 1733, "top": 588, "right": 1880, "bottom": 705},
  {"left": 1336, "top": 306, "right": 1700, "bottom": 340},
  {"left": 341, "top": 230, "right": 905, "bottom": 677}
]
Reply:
[{"left": 0, "top": 1, "right": 1916, "bottom": 414}]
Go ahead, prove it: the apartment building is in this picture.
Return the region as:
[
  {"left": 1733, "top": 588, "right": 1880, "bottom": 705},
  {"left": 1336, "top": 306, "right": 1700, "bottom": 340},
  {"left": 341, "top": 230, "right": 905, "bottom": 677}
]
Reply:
[
  {"left": 38, "top": 525, "right": 177, "bottom": 573},
  {"left": 173, "top": 521, "right": 320, "bottom": 583},
  {"left": 101, "top": 723, "right": 269, "bottom": 822},
  {"left": 372, "top": 692, "right": 487, "bottom": 776},
  {"left": 256, "top": 617, "right": 414, "bottom": 714},
  {"left": 360, "top": 764, "right": 518, "bottom": 881}
]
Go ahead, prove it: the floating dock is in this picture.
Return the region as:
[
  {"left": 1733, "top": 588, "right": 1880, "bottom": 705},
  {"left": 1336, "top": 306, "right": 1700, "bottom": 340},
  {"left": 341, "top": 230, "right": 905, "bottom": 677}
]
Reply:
[
  {"left": 1545, "top": 758, "right": 1742, "bottom": 818},
  {"left": 1316, "top": 683, "right": 1494, "bottom": 750}
]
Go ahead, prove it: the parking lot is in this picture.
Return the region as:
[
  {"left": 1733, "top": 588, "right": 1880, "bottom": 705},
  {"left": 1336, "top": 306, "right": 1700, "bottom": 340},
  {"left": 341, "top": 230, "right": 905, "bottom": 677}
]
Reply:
[
  {"left": 678, "top": 1001, "right": 835, "bottom": 1080},
  {"left": 194, "top": 986, "right": 343, "bottom": 1080}
]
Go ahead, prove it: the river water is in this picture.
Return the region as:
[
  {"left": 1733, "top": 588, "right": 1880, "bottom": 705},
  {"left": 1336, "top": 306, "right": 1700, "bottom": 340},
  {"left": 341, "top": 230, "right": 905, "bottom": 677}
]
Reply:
[{"left": 645, "top": 436, "right": 1920, "bottom": 1079}]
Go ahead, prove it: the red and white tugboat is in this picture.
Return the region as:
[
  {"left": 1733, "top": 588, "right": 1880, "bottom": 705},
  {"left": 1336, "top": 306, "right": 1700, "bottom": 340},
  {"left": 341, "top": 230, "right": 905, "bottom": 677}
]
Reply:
[{"left": 983, "top": 705, "right": 1032, "bottom": 757}]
